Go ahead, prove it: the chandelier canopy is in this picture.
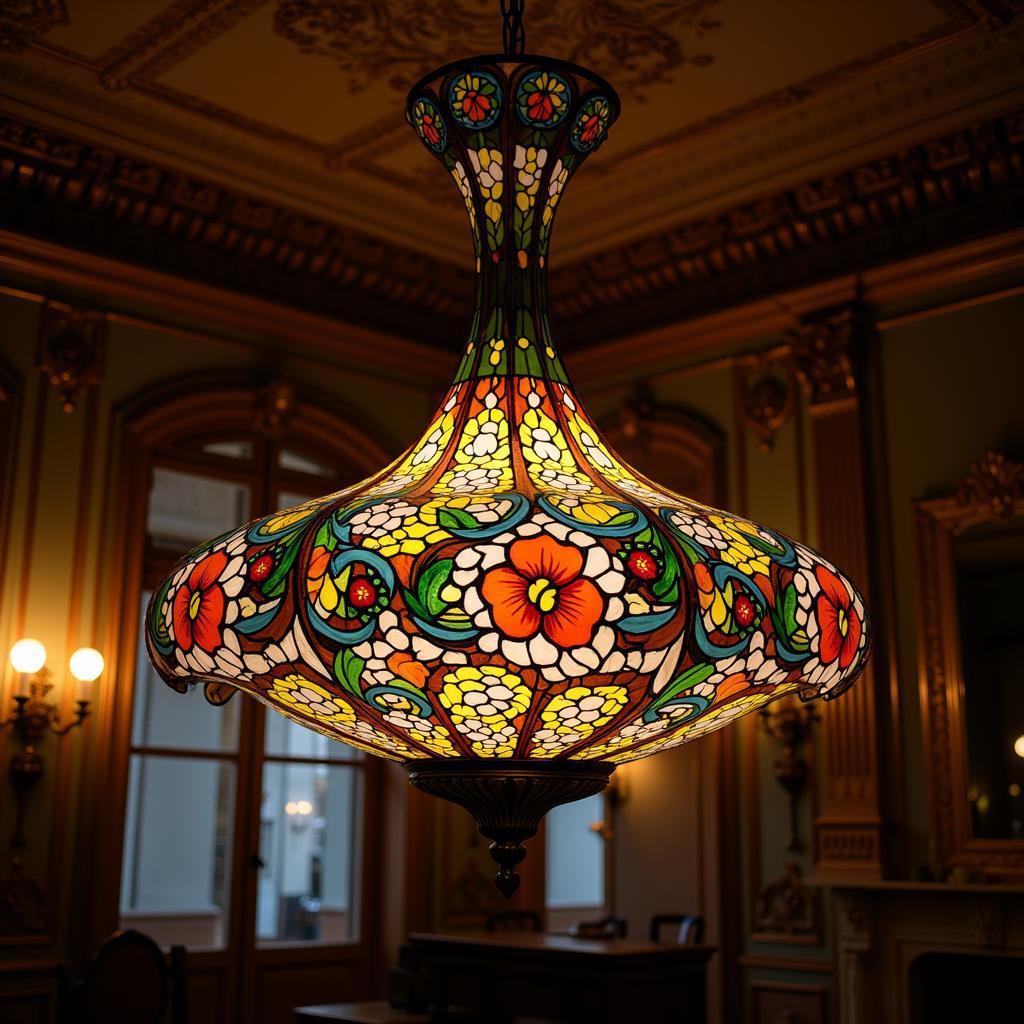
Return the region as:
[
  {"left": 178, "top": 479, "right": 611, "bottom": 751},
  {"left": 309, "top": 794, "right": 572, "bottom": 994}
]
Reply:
[{"left": 146, "top": 44, "right": 869, "bottom": 895}]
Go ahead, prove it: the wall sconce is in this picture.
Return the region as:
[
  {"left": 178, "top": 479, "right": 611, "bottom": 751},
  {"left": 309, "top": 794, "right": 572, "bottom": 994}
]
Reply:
[
  {"left": 589, "top": 767, "right": 630, "bottom": 841},
  {"left": 3, "top": 639, "right": 102, "bottom": 847},
  {"left": 759, "top": 699, "right": 817, "bottom": 852},
  {"left": 285, "top": 799, "right": 313, "bottom": 834}
]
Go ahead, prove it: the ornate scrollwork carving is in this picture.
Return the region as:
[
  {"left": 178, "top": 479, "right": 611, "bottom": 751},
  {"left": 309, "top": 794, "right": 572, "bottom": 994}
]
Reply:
[
  {"left": 36, "top": 301, "right": 107, "bottom": 413},
  {"left": 273, "top": 0, "right": 722, "bottom": 100},
  {"left": 0, "top": 0, "right": 67, "bottom": 53},
  {"left": 788, "top": 308, "right": 860, "bottom": 407},
  {"left": 953, "top": 450, "right": 1024, "bottom": 519},
  {"left": 738, "top": 359, "right": 795, "bottom": 452},
  {"left": 753, "top": 861, "right": 820, "bottom": 942}
]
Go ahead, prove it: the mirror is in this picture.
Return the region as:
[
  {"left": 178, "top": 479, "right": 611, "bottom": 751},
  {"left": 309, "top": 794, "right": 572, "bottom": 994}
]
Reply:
[
  {"left": 916, "top": 451, "right": 1024, "bottom": 879},
  {"left": 954, "top": 521, "right": 1024, "bottom": 841}
]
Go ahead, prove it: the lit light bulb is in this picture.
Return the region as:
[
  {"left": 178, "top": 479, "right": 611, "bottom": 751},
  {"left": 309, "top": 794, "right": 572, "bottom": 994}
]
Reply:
[
  {"left": 1015, "top": 735, "right": 1024, "bottom": 759},
  {"left": 9, "top": 638, "right": 46, "bottom": 675},
  {"left": 69, "top": 647, "right": 104, "bottom": 683},
  {"left": 285, "top": 801, "right": 298, "bottom": 815},
  {"left": 296, "top": 799, "right": 313, "bottom": 816}
]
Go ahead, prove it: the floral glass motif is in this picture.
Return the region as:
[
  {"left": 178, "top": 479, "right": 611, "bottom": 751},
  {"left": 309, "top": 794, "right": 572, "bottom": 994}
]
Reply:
[
  {"left": 570, "top": 95, "right": 612, "bottom": 152},
  {"left": 516, "top": 69, "right": 571, "bottom": 127},
  {"left": 147, "top": 59, "right": 870, "bottom": 770},
  {"left": 411, "top": 97, "right": 447, "bottom": 154},
  {"left": 448, "top": 70, "right": 503, "bottom": 130}
]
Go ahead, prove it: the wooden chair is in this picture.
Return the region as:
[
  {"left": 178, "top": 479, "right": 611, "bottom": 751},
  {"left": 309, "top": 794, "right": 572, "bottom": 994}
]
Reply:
[
  {"left": 73, "top": 929, "right": 188, "bottom": 1024},
  {"left": 568, "top": 914, "right": 627, "bottom": 939},
  {"left": 650, "top": 913, "right": 705, "bottom": 945},
  {"left": 484, "top": 909, "right": 542, "bottom": 932}
]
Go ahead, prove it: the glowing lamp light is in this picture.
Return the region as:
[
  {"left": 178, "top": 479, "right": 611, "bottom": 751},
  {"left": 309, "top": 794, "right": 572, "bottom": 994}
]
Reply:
[
  {"left": 9, "top": 638, "right": 47, "bottom": 675},
  {"left": 1015, "top": 735, "right": 1024, "bottom": 759},
  {"left": 145, "top": 5, "right": 871, "bottom": 895},
  {"left": 69, "top": 647, "right": 105, "bottom": 683}
]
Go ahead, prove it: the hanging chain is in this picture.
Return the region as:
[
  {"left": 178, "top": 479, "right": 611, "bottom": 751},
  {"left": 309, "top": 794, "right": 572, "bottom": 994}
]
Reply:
[{"left": 500, "top": 0, "right": 526, "bottom": 56}]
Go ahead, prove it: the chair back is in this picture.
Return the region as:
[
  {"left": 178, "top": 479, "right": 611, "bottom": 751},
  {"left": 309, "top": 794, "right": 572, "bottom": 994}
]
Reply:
[
  {"left": 485, "top": 910, "right": 542, "bottom": 932},
  {"left": 76, "top": 929, "right": 188, "bottom": 1024},
  {"left": 568, "top": 915, "right": 627, "bottom": 939},
  {"left": 649, "top": 913, "right": 705, "bottom": 945}
]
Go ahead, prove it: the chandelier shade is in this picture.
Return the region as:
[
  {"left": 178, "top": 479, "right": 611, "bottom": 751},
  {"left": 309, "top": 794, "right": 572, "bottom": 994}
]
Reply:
[{"left": 146, "top": 53, "right": 870, "bottom": 895}]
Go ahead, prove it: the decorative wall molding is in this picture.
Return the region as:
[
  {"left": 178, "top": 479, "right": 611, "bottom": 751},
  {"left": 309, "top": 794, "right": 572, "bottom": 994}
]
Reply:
[
  {"left": 2, "top": 109, "right": 1022, "bottom": 348},
  {"left": 800, "top": 301, "right": 892, "bottom": 882}
]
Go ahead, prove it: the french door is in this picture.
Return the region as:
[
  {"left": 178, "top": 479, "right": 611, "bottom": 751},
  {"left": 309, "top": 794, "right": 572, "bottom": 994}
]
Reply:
[{"left": 119, "top": 431, "right": 381, "bottom": 1024}]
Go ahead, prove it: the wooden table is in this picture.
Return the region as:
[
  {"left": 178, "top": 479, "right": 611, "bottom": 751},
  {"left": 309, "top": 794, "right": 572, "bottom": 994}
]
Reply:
[{"left": 407, "top": 930, "right": 714, "bottom": 1024}]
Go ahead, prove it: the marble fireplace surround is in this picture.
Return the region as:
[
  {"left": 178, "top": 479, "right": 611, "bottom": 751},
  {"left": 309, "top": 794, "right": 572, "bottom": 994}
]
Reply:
[{"left": 831, "top": 881, "right": 1024, "bottom": 1023}]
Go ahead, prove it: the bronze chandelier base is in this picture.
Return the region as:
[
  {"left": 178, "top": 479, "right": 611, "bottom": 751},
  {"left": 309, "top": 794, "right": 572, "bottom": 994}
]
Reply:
[{"left": 404, "top": 759, "right": 615, "bottom": 897}]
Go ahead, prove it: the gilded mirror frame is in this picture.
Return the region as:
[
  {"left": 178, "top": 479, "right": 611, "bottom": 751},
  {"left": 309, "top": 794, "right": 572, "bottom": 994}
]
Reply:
[{"left": 915, "top": 450, "right": 1024, "bottom": 878}]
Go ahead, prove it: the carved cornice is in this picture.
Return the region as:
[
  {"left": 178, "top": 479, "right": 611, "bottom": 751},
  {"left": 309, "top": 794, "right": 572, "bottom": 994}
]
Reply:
[
  {"left": 552, "top": 111, "right": 1024, "bottom": 348},
  {"left": 0, "top": 112, "right": 1022, "bottom": 347},
  {"left": 0, "top": 118, "right": 471, "bottom": 347},
  {"left": 0, "top": 0, "right": 67, "bottom": 54}
]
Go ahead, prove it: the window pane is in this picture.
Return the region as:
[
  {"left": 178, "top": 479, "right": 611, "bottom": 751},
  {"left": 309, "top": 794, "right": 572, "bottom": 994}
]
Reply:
[
  {"left": 545, "top": 794, "right": 605, "bottom": 909},
  {"left": 120, "top": 754, "right": 234, "bottom": 951},
  {"left": 276, "top": 490, "right": 313, "bottom": 512},
  {"left": 279, "top": 449, "right": 334, "bottom": 477},
  {"left": 147, "top": 467, "right": 250, "bottom": 548},
  {"left": 201, "top": 440, "right": 253, "bottom": 460},
  {"left": 264, "top": 713, "right": 361, "bottom": 762},
  {"left": 132, "top": 592, "right": 239, "bottom": 752},
  {"left": 256, "top": 763, "right": 361, "bottom": 944}
]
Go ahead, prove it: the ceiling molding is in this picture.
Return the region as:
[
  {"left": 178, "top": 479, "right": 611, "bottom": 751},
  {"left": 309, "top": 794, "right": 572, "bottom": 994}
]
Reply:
[
  {"left": 0, "top": 116, "right": 471, "bottom": 346},
  {"left": 0, "top": 108, "right": 1022, "bottom": 354},
  {"left": 2, "top": 4, "right": 1021, "bottom": 264},
  {"left": 552, "top": 108, "right": 1024, "bottom": 348}
]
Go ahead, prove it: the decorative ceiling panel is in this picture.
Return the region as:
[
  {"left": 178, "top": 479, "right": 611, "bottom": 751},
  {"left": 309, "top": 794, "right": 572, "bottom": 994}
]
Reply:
[{"left": 1, "top": 1, "right": 1022, "bottom": 278}]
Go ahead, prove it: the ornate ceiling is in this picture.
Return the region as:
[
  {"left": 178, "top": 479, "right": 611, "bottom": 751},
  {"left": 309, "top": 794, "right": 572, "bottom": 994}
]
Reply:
[{"left": 1, "top": 1, "right": 1023, "bottom": 345}]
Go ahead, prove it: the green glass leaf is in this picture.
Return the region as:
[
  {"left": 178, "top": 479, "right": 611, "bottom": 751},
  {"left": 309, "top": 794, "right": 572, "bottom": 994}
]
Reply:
[
  {"left": 334, "top": 648, "right": 365, "bottom": 701},
  {"left": 438, "top": 507, "right": 478, "bottom": 531},
  {"left": 647, "top": 662, "right": 715, "bottom": 716}
]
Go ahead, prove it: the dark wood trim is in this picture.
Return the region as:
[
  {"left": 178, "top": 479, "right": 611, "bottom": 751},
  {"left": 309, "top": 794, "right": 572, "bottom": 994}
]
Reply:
[
  {"left": 2, "top": 110, "right": 1023, "bottom": 352},
  {"left": 739, "top": 954, "right": 833, "bottom": 974}
]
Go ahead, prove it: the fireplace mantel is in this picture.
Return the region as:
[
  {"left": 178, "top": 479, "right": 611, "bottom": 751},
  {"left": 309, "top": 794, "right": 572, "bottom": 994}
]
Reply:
[{"left": 828, "top": 880, "right": 1024, "bottom": 1023}]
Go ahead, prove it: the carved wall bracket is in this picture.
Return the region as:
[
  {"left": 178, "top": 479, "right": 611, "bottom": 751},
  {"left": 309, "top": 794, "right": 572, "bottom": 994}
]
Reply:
[
  {"left": 738, "top": 357, "right": 796, "bottom": 452},
  {"left": 759, "top": 699, "right": 818, "bottom": 852},
  {"left": 36, "top": 300, "right": 107, "bottom": 412}
]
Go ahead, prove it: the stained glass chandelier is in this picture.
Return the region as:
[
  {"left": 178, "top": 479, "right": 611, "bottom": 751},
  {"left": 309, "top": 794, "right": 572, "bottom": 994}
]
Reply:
[{"left": 146, "top": 2, "right": 869, "bottom": 895}]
